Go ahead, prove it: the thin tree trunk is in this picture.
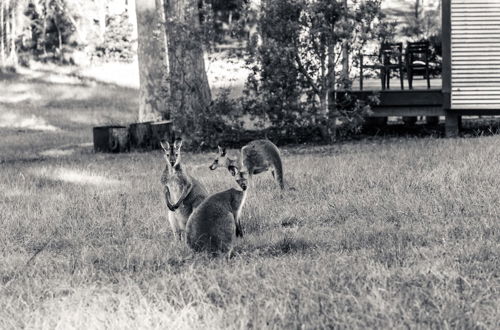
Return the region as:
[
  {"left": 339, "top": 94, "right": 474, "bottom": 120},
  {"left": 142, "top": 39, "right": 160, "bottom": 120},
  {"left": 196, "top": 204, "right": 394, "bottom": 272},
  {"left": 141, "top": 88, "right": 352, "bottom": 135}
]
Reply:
[
  {"left": 5, "top": 0, "right": 10, "bottom": 65},
  {"left": 0, "top": 1, "right": 5, "bottom": 68},
  {"left": 42, "top": 0, "right": 48, "bottom": 56},
  {"left": 341, "top": 0, "right": 349, "bottom": 83},
  {"left": 324, "top": 43, "right": 337, "bottom": 142},
  {"left": 55, "top": 18, "right": 62, "bottom": 63},
  {"left": 164, "top": 0, "right": 212, "bottom": 128},
  {"left": 341, "top": 43, "right": 349, "bottom": 80},
  {"left": 247, "top": 0, "right": 262, "bottom": 46},
  {"left": 9, "top": 0, "right": 16, "bottom": 67},
  {"left": 135, "top": 0, "right": 170, "bottom": 121}
]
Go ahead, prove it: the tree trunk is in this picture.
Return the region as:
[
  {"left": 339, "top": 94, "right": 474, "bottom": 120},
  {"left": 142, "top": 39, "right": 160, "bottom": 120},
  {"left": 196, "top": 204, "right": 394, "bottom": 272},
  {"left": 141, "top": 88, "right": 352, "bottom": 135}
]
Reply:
[
  {"left": 5, "top": 0, "right": 9, "bottom": 61},
  {"left": 4, "top": 0, "right": 16, "bottom": 68},
  {"left": 322, "top": 43, "right": 337, "bottom": 142},
  {"left": 164, "top": 0, "right": 212, "bottom": 130},
  {"left": 1, "top": 0, "right": 5, "bottom": 68},
  {"left": 341, "top": 42, "right": 349, "bottom": 81},
  {"left": 55, "top": 15, "right": 63, "bottom": 63},
  {"left": 9, "top": 0, "right": 16, "bottom": 67},
  {"left": 42, "top": 0, "right": 48, "bottom": 56},
  {"left": 341, "top": 0, "right": 349, "bottom": 83},
  {"left": 247, "top": 0, "right": 261, "bottom": 45},
  {"left": 135, "top": 0, "right": 170, "bottom": 122}
]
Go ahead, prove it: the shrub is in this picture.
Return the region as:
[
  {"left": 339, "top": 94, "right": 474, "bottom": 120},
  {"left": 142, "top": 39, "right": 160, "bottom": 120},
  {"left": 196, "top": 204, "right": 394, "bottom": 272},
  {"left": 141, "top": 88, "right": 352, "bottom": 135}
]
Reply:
[
  {"left": 241, "top": 0, "right": 386, "bottom": 141},
  {"left": 172, "top": 88, "right": 244, "bottom": 150}
]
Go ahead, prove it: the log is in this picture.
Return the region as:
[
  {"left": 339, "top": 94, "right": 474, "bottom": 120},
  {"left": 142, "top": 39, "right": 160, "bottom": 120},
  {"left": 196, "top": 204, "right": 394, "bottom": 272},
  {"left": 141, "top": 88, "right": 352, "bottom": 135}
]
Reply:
[{"left": 93, "top": 125, "right": 130, "bottom": 153}]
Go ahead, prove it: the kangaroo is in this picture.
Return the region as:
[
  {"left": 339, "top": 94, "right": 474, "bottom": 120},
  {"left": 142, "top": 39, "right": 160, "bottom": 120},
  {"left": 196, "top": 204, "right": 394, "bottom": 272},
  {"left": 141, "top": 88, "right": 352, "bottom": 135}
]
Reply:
[
  {"left": 209, "top": 139, "right": 285, "bottom": 190},
  {"left": 160, "top": 138, "right": 208, "bottom": 240},
  {"left": 186, "top": 171, "right": 249, "bottom": 253}
]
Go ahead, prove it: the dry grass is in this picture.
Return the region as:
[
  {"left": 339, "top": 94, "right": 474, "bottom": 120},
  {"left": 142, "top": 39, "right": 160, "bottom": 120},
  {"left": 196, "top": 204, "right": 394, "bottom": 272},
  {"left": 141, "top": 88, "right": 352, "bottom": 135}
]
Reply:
[{"left": 0, "top": 72, "right": 499, "bottom": 329}]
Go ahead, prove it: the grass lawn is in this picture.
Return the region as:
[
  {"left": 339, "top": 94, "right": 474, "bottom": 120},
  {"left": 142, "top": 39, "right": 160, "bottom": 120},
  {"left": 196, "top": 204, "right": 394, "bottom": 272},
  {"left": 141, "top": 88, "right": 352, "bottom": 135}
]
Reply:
[{"left": 0, "top": 70, "right": 499, "bottom": 329}]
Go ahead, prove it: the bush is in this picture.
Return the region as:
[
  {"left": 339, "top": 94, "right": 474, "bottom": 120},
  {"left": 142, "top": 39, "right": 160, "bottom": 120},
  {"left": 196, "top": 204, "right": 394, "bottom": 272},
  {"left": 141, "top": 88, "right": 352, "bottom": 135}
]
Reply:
[
  {"left": 172, "top": 89, "right": 244, "bottom": 150},
  {"left": 241, "top": 0, "right": 385, "bottom": 141},
  {"left": 426, "top": 33, "right": 442, "bottom": 76}
]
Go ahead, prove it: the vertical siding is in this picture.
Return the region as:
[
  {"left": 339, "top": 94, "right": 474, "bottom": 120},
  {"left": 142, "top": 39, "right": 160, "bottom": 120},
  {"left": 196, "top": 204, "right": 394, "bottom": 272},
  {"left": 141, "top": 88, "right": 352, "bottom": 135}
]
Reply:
[{"left": 451, "top": 0, "right": 500, "bottom": 109}]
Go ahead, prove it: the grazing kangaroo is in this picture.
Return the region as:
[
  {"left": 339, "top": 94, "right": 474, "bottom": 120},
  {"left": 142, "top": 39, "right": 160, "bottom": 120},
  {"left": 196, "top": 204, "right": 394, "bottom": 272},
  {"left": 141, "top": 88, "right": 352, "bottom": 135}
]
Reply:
[
  {"left": 160, "top": 139, "right": 208, "bottom": 240},
  {"left": 186, "top": 171, "right": 249, "bottom": 253},
  {"left": 209, "top": 139, "right": 285, "bottom": 190}
]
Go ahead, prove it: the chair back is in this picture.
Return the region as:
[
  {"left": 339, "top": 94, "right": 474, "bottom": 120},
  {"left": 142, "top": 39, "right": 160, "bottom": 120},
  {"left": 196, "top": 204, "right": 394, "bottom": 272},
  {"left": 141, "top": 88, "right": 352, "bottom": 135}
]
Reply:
[
  {"left": 407, "top": 41, "right": 430, "bottom": 62},
  {"left": 380, "top": 42, "right": 403, "bottom": 65}
]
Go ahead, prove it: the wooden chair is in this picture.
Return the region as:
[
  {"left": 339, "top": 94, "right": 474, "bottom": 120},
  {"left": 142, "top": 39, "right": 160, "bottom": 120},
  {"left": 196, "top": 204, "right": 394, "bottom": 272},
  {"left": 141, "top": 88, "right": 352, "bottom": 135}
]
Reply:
[
  {"left": 406, "top": 41, "right": 431, "bottom": 89},
  {"left": 360, "top": 42, "right": 404, "bottom": 90}
]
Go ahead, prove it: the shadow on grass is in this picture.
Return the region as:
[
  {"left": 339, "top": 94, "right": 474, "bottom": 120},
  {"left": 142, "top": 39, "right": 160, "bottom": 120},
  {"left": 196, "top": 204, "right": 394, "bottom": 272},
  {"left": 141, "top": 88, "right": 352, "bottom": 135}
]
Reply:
[{"left": 238, "top": 234, "right": 316, "bottom": 258}]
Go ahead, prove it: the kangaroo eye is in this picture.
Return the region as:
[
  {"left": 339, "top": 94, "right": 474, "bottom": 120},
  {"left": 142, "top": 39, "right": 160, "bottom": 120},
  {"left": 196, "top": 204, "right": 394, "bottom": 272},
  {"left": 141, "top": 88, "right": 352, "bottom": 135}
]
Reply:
[{"left": 214, "top": 159, "right": 218, "bottom": 164}]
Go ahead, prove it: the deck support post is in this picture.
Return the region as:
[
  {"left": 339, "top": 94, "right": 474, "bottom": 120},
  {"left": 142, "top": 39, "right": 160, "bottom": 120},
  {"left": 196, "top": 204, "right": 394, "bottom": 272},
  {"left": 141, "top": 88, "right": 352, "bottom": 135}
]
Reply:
[{"left": 445, "top": 111, "right": 461, "bottom": 137}]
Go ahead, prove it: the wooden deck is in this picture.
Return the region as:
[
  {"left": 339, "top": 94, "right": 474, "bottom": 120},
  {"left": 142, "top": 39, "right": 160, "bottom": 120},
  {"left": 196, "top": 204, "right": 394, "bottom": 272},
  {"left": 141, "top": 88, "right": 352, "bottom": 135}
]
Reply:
[
  {"left": 346, "top": 77, "right": 444, "bottom": 118},
  {"left": 351, "top": 77, "right": 442, "bottom": 91}
]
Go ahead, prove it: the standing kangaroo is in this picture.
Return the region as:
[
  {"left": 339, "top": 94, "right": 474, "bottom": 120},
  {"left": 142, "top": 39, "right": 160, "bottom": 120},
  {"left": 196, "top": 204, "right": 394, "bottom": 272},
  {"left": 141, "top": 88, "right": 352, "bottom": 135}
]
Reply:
[
  {"left": 160, "top": 139, "right": 208, "bottom": 240},
  {"left": 209, "top": 139, "right": 285, "bottom": 190},
  {"left": 186, "top": 171, "right": 249, "bottom": 253}
]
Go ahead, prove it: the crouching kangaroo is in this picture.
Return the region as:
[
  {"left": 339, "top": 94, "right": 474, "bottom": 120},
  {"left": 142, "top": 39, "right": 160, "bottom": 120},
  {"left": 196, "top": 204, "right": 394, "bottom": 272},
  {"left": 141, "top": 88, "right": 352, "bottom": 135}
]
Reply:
[
  {"left": 186, "top": 171, "right": 249, "bottom": 253},
  {"left": 160, "top": 139, "right": 208, "bottom": 240},
  {"left": 209, "top": 139, "right": 285, "bottom": 190}
]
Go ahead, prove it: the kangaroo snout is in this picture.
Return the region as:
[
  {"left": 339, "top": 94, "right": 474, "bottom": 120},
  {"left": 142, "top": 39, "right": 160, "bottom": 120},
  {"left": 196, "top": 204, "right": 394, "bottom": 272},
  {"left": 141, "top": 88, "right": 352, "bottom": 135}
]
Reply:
[{"left": 209, "top": 164, "right": 216, "bottom": 170}]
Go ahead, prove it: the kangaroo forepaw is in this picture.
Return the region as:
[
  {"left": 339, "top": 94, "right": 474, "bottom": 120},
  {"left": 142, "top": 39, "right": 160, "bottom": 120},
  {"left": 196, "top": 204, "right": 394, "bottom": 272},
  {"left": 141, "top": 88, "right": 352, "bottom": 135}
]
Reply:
[
  {"left": 236, "top": 226, "right": 244, "bottom": 238},
  {"left": 167, "top": 203, "right": 177, "bottom": 212}
]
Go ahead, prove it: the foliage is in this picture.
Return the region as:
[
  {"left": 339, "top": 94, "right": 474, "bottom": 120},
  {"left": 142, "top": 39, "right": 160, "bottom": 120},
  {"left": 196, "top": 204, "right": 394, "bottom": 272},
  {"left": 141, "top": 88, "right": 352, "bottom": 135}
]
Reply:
[
  {"left": 21, "top": 0, "right": 77, "bottom": 63},
  {"left": 170, "top": 88, "right": 244, "bottom": 150},
  {"left": 93, "top": 12, "right": 134, "bottom": 63},
  {"left": 400, "top": 0, "right": 440, "bottom": 40},
  {"left": 207, "top": 0, "right": 246, "bottom": 41},
  {"left": 14, "top": 0, "right": 136, "bottom": 65},
  {"left": 242, "top": 0, "right": 386, "bottom": 139},
  {"left": 426, "top": 32, "right": 442, "bottom": 75}
]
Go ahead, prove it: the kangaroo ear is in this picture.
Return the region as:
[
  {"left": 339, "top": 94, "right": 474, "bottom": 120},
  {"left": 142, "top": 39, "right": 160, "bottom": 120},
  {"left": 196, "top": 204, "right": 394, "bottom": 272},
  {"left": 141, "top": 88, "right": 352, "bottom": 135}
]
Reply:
[
  {"left": 160, "top": 141, "right": 170, "bottom": 152},
  {"left": 173, "top": 138, "right": 183, "bottom": 150},
  {"left": 218, "top": 145, "right": 226, "bottom": 156}
]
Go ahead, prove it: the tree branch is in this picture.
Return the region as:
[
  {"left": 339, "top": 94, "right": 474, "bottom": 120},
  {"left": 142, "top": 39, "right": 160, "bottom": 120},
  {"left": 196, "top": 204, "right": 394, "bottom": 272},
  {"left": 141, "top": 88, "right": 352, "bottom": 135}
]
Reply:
[{"left": 294, "top": 53, "right": 320, "bottom": 96}]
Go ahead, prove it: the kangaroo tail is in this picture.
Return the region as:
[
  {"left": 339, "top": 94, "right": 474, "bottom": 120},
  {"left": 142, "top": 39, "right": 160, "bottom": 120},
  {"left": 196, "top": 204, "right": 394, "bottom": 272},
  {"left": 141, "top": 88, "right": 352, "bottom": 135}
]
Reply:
[{"left": 271, "top": 146, "right": 285, "bottom": 190}]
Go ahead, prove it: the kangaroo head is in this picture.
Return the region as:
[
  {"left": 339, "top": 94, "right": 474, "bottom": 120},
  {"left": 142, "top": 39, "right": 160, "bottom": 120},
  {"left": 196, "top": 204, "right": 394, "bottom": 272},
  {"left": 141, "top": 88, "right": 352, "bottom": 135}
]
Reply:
[
  {"left": 209, "top": 145, "right": 237, "bottom": 175},
  {"left": 236, "top": 170, "right": 249, "bottom": 191},
  {"left": 160, "top": 138, "right": 183, "bottom": 168}
]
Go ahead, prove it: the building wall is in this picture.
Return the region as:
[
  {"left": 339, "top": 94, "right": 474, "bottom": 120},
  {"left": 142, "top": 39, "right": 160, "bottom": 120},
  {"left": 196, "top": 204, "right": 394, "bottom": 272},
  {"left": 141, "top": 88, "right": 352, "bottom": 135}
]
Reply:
[{"left": 449, "top": 0, "right": 500, "bottom": 109}]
